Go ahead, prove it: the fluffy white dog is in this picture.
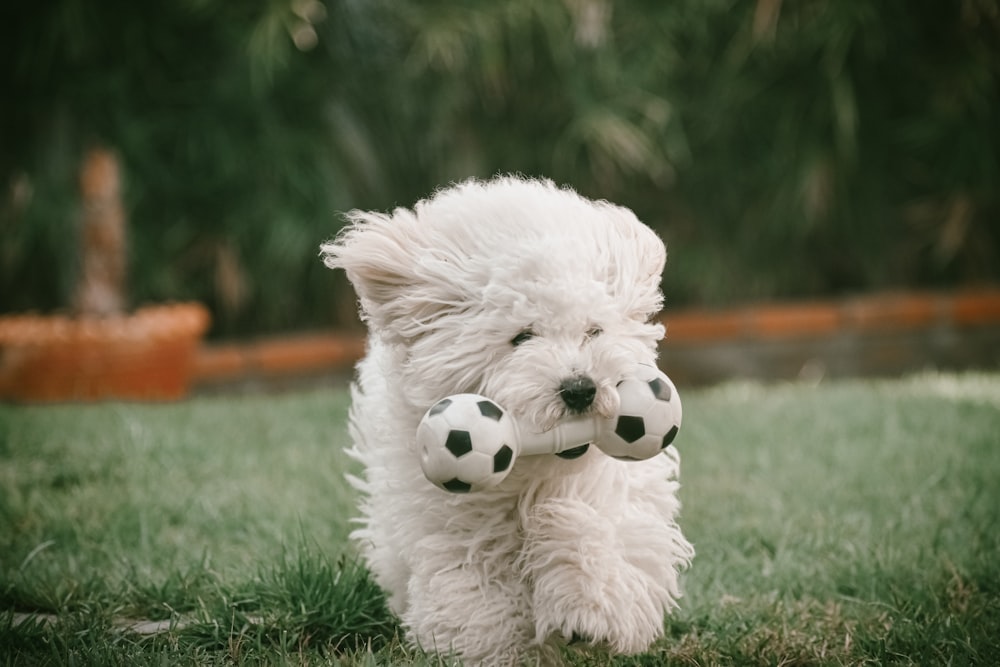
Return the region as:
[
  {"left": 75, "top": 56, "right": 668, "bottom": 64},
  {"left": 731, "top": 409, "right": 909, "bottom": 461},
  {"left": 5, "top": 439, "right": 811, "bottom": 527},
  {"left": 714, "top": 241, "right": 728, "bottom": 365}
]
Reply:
[{"left": 321, "top": 176, "right": 693, "bottom": 665}]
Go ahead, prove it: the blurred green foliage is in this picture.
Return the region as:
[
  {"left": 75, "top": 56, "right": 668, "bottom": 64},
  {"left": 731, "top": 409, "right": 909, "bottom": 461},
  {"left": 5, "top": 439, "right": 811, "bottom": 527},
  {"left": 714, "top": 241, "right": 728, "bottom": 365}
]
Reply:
[{"left": 2, "top": 0, "right": 998, "bottom": 337}]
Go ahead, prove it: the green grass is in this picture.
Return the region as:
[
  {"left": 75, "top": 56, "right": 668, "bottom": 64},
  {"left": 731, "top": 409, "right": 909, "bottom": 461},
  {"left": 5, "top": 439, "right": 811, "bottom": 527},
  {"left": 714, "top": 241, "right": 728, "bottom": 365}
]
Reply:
[{"left": 1, "top": 373, "right": 999, "bottom": 665}]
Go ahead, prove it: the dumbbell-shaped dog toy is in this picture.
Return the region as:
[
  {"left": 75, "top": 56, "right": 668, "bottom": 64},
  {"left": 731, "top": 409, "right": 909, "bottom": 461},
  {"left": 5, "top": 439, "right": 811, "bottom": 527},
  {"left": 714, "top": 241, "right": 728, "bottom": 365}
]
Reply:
[{"left": 417, "top": 363, "right": 682, "bottom": 493}]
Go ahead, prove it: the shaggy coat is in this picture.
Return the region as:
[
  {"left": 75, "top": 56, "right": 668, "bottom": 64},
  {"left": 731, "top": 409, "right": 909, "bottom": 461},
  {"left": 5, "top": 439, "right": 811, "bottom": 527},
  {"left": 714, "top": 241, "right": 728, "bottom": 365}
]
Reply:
[{"left": 321, "top": 176, "right": 693, "bottom": 665}]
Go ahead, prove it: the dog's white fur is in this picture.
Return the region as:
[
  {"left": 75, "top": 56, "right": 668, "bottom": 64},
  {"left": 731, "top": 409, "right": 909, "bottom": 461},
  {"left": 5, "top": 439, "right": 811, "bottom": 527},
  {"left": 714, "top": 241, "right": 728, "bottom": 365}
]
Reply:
[{"left": 321, "top": 176, "right": 693, "bottom": 665}]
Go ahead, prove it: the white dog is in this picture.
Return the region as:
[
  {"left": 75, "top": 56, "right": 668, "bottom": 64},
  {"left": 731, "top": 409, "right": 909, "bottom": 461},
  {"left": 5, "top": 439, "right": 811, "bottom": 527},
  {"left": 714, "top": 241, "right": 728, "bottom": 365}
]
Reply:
[{"left": 321, "top": 176, "right": 693, "bottom": 665}]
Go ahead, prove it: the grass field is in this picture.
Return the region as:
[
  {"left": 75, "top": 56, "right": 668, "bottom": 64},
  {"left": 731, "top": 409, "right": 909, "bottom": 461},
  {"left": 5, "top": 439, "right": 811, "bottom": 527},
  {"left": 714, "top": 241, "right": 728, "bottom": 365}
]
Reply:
[{"left": 1, "top": 372, "right": 999, "bottom": 665}]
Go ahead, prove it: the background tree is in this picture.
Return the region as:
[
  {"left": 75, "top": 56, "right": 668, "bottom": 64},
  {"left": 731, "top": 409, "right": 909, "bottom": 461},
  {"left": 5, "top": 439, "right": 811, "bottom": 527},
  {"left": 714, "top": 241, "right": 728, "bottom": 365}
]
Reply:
[{"left": 2, "top": 0, "right": 998, "bottom": 337}]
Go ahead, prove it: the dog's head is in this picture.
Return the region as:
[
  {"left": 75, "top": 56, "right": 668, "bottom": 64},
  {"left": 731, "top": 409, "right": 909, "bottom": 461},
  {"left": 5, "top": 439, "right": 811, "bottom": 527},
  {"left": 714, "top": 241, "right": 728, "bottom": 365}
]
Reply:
[{"left": 321, "top": 176, "right": 667, "bottom": 429}]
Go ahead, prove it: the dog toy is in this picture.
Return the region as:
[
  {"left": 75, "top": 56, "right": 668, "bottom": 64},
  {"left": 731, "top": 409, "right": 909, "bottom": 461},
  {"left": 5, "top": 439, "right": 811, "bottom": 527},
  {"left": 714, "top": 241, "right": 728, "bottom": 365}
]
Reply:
[{"left": 417, "top": 363, "right": 682, "bottom": 493}]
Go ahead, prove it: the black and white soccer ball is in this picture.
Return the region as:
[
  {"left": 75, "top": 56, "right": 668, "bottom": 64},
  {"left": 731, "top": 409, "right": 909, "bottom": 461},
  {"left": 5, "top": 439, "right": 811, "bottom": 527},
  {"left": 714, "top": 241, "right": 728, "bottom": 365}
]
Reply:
[
  {"left": 417, "top": 394, "right": 518, "bottom": 493},
  {"left": 598, "top": 363, "right": 682, "bottom": 461}
]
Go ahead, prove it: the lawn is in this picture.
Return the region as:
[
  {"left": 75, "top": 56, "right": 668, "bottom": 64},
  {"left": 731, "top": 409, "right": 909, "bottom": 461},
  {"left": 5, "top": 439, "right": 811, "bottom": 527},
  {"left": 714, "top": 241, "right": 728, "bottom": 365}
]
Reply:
[{"left": 1, "top": 372, "right": 999, "bottom": 665}]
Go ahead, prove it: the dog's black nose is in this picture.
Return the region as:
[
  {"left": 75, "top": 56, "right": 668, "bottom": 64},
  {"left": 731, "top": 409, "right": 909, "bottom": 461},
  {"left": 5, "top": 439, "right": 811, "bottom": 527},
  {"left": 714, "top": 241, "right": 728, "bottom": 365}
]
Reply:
[{"left": 559, "top": 375, "right": 596, "bottom": 413}]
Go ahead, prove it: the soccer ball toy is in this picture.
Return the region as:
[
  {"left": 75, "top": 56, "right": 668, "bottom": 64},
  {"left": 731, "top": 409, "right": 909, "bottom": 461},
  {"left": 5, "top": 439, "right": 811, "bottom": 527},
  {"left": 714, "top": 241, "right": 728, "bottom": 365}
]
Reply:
[
  {"left": 598, "top": 363, "right": 682, "bottom": 461},
  {"left": 416, "top": 363, "right": 682, "bottom": 493}
]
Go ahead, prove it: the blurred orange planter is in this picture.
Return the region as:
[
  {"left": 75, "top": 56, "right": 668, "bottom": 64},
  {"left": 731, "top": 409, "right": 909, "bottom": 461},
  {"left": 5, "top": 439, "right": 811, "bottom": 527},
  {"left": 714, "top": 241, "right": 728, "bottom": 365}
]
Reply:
[{"left": 0, "top": 303, "right": 210, "bottom": 403}]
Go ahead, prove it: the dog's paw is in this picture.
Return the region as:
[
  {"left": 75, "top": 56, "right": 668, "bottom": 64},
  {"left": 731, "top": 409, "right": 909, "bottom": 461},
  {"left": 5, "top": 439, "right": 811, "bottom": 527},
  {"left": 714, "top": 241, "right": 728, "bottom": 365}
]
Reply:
[{"left": 532, "top": 561, "right": 666, "bottom": 655}]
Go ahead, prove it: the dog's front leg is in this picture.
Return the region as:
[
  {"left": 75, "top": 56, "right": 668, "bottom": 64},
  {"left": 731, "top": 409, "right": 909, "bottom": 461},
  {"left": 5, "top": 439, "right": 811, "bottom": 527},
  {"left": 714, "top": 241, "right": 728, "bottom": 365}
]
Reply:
[
  {"left": 519, "top": 458, "right": 691, "bottom": 654},
  {"left": 402, "top": 534, "right": 546, "bottom": 667}
]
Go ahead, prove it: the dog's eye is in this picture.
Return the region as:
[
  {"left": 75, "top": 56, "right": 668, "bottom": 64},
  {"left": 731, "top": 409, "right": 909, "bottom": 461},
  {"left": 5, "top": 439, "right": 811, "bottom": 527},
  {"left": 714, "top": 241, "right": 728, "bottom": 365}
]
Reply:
[
  {"left": 510, "top": 329, "right": 536, "bottom": 346},
  {"left": 585, "top": 326, "right": 603, "bottom": 340}
]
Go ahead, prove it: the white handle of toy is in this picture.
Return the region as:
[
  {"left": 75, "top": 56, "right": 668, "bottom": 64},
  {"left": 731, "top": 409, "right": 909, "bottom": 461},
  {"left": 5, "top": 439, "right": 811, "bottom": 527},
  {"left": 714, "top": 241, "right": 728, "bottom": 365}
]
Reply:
[{"left": 514, "top": 415, "right": 604, "bottom": 456}]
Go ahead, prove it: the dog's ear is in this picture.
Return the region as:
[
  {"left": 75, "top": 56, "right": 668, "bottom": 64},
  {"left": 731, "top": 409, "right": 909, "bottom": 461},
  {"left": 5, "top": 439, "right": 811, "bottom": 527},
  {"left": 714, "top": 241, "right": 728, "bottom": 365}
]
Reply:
[
  {"left": 630, "top": 220, "right": 668, "bottom": 288},
  {"left": 601, "top": 204, "right": 667, "bottom": 319},
  {"left": 320, "top": 207, "right": 450, "bottom": 341}
]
